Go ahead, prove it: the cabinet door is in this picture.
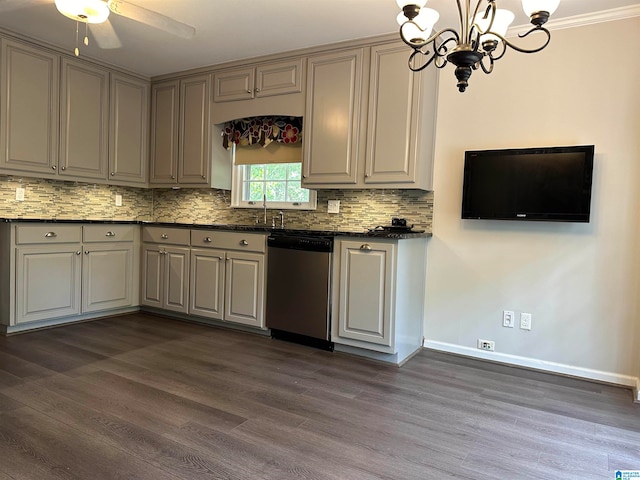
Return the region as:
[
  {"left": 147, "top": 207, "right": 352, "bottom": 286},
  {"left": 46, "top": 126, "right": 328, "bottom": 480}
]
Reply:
[
  {"left": 189, "top": 248, "right": 225, "bottom": 319},
  {"left": 364, "top": 44, "right": 420, "bottom": 184},
  {"left": 0, "top": 39, "right": 59, "bottom": 175},
  {"left": 149, "top": 80, "right": 179, "bottom": 184},
  {"left": 337, "top": 240, "right": 395, "bottom": 348},
  {"left": 256, "top": 59, "right": 303, "bottom": 98},
  {"left": 59, "top": 58, "right": 109, "bottom": 180},
  {"left": 141, "top": 244, "right": 163, "bottom": 308},
  {"left": 109, "top": 73, "right": 149, "bottom": 185},
  {"left": 178, "top": 74, "right": 211, "bottom": 184},
  {"left": 302, "top": 49, "right": 365, "bottom": 186},
  {"left": 213, "top": 67, "right": 254, "bottom": 102},
  {"left": 224, "top": 252, "right": 264, "bottom": 328},
  {"left": 163, "top": 246, "right": 190, "bottom": 314},
  {"left": 16, "top": 246, "right": 82, "bottom": 324},
  {"left": 82, "top": 244, "right": 134, "bottom": 313}
]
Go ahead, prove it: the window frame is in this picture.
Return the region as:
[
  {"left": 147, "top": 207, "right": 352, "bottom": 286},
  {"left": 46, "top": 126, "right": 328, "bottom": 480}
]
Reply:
[{"left": 230, "top": 162, "right": 317, "bottom": 211}]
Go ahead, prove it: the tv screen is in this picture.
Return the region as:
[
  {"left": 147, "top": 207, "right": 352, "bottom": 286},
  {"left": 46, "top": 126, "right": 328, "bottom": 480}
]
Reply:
[{"left": 461, "top": 145, "right": 594, "bottom": 222}]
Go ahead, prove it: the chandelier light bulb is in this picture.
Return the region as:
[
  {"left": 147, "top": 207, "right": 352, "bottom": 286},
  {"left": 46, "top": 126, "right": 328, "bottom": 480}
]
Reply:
[
  {"left": 396, "top": 0, "right": 427, "bottom": 9},
  {"left": 475, "top": 8, "right": 515, "bottom": 43},
  {"left": 521, "top": 0, "right": 560, "bottom": 17}
]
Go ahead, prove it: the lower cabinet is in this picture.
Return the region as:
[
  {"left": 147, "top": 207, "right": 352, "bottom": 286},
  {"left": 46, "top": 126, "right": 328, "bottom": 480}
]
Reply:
[
  {"left": 189, "top": 230, "right": 266, "bottom": 328},
  {"left": 141, "top": 243, "right": 190, "bottom": 314},
  {"left": 1, "top": 223, "right": 139, "bottom": 330},
  {"left": 331, "top": 236, "right": 427, "bottom": 364}
]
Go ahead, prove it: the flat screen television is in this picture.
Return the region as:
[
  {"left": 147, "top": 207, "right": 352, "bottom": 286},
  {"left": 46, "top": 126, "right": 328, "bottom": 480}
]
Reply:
[{"left": 461, "top": 145, "right": 595, "bottom": 222}]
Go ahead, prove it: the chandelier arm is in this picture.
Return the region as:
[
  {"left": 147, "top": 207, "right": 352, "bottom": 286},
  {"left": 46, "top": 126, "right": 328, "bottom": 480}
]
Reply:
[
  {"left": 400, "top": 23, "right": 461, "bottom": 51},
  {"left": 407, "top": 48, "right": 440, "bottom": 72},
  {"left": 469, "top": 0, "right": 490, "bottom": 43},
  {"left": 479, "top": 53, "right": 495, "bottom": 74},
  {"left": 500, "top": 26, "right": 552, "bottom": 54},
  {"left": 455, "top": 0, "right": 466, "bottom": 41},
  {"left": 488, "top": 37, "right": 508, "bottom": 61}
]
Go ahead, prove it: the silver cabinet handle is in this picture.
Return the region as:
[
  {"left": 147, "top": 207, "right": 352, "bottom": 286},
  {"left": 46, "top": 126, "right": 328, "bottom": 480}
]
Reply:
[
  {"left": 61, "top": 166, "right": 66, "bottom": 171},
  {"left": 44, "top": 232, "right": 57, "bottom": 238},
  {"left": 105, "top": 231, "right": 116, "bottom": 237},
  {"left": 246, "top": 89, "right": 252, "bottom": 93},
  {"left": 84, "top": 251, "right": 89, "bottom": 255},
  {"left": 52, "top": 165, "right": 57, "bottom": 170},
  {"left": 214, "top": 256, "right": 222, "bottom": 260},
  {"left": 171, "top": 175, "right": 175, "bottom": 179},
  {"left": 204, "top": 237, "right": 212, "bottom": 243},
  {"left": 110, "top": 172, "right": 115, "bottom": 176},
  {"left": 201, "top": 175, "right": 206, "bottom": 179},
  {"left": 76, "top": 251, "right": 82, "bottom": 255},
  {"left": 360, "top": 244, "right": 372, "bottom": 251},
  {"left": 239, "top": 239, "right": 248, "bottom": 246},
  {"left": 255, "top": 88, "right": 260, "bottom": 92},
  {"left": 161, "top": 234, "right": 168, "bottom": 239}
]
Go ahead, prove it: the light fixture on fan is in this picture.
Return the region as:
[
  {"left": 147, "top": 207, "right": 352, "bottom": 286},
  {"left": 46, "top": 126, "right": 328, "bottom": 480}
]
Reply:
[
  {"left": 396, "top": 0, "right": 561, "bottom": 92},
  {"left": 54, "top": 0, "right": 111, "bottom": 56}
]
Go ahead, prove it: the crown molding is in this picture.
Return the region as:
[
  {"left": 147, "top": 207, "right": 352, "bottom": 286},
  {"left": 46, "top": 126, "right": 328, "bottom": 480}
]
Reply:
[{"left": 509, "top": 4, "right": 640, "bottom": 36}]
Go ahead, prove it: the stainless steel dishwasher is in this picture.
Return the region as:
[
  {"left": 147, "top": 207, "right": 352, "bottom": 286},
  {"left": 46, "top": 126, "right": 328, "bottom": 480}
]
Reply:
[{"left": 266, "top": 232, "right": 333, "bottom": 350}]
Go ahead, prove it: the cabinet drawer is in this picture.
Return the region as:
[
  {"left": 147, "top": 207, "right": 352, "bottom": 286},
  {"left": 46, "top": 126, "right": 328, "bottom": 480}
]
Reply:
[
  {"left": 15, "top": 224, "right": 82, "bottom": 244},
  {"left": 142, "top": 226, "right": 190, "bottom": 245},
  {"left": 83, "top": 224, "right": 135, "bottom": 243},
  {"left": 191, "top": 230, "right": 266, "bottom": 253}
]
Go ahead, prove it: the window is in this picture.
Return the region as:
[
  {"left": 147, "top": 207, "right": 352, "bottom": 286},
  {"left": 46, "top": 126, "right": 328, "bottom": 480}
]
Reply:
[{"left": 231, "top": 162, "right": 317, "bottom": 210}]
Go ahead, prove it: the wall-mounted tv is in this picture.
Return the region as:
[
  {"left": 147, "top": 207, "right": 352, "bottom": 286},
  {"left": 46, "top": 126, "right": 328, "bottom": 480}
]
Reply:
[{"left": 461, "top": 145, "right": 595, "bottom": 223}]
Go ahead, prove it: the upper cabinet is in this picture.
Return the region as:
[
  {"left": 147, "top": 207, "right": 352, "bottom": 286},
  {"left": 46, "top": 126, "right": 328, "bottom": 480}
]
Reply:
[
  {"left": 109, "top": 73, "right": 149, "bottom": 185},
  {"left": 0, "top": 39, "right": 59, "bottom": 175},
  {"left": 59, "top": 58, "right": 109, "bottom": 180},
  {"left": 210, "top": 58, "right": 306, "bottom": 125},
  {"left": 302, "top": 41, "right": 438, "bottom": 190},
  {"left": 0, "top": 35, "right": 149, "bottom": 187},
  {"left": 150, "top": 74, "right": 230, "bottom": 189}
]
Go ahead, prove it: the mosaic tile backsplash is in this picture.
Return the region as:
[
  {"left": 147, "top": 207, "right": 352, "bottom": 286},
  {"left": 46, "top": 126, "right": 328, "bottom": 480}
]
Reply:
[{"left": 0, "top": 176, "right": 433, "bottom": 233}]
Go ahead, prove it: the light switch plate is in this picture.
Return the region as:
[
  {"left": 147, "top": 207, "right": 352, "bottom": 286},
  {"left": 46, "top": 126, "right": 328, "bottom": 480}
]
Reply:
[
  {"left": 115, "top": 194, "right": 123, "bottom": 207},
  {"left": 327, "top": 200, "right": 340, "bottom": 214},
  {"left": 15, "top": 187, "right": 25, "bottom": 202}
]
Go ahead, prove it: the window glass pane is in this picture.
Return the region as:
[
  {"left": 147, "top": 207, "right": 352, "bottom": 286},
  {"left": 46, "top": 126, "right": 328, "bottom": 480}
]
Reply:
[
  {"left": 287, "top": 185, "right": 308, "bottom": 202},
  {"left": 248, "top": 165, "right": 265, "bottom": 181},
  {"left": 288, "top": 165, "right": 302, "bottom": 181},
  {"left": 265, "top": 181, "right": 286, "bottom": 201},
  {"left": 265, "top": 163, "right": 287, "bottom": 181},
  {"left": 248, "top": 182, "right": 264, "bottom": 201}
]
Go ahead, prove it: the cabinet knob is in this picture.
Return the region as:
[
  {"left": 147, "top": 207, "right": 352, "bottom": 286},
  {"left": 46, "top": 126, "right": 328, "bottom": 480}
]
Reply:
[
  {"left": 110, "top": 172, "right": 115, "bottom": 176},
  {"left": 105, "top": 231, "right": 116, "bottom": 237},
  {"left": 161, "top": 234, "right": 168, "bottom": 239},
  {"left": 360, "top": 244, "right": 372, "bottom": 251},
  {"left": 202, "top": 175, "right": 206, "bottom": 179},
  {"left": 84, "top": 250, "right": 89, "bottom": 255},
  {"left": 302, "top": 174, "right": 307, "bottom": 179},
  {"left": 255, "top": 88, "right": 260, "bottom": 93},
  {"left": 52, "top": 165, "right": 57, "bottom": 170},
  {"left": 61, "top": 166, "right": 66, "bottom": 171},
  {"left": 76, "top": 251, "right": 82, "bottom": 255},
  {"left": 44, "top": 232, "right": 57, "bottom": 238},
  {"left": 239, "top": 239, "right": 248, "bottom": 246},
  {"left": 171, "top": 176, "right": 175, "bottom": 179},
  {"left": 204, "top": 237, "right": 212, "bottom": 243},
  {"left": 246, "top": 89, "right": 252, "bottom": 94}
]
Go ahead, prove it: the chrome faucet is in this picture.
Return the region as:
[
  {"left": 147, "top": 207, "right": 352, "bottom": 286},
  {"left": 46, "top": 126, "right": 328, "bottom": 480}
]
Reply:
[
  {"left": 279, "top": 211, "right": 284, "bottom": 229},
  {"left": 263, "top": 194, "right": 267, "bottom": 225}
]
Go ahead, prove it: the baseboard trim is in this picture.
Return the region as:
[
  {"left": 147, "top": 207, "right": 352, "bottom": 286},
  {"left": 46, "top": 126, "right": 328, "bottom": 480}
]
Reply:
[{"left": 423, "top": 339, "right": 639, "bottom": 388}]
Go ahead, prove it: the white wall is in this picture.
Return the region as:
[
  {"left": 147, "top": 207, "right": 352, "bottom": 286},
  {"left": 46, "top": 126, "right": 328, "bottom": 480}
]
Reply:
[{"left": 425, "top": 17, "right": 640, "bottom": 385}]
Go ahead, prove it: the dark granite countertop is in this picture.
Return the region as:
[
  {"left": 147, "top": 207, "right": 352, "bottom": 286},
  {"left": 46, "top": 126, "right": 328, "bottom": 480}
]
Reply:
[{"left": 0, "top": 218, "right": 431, "bottom": 239}]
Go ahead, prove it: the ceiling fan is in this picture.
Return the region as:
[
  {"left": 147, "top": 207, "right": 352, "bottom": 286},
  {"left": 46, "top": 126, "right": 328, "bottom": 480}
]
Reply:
[{"left": 0, "top": 0, "right": 196, "bottom": 56}]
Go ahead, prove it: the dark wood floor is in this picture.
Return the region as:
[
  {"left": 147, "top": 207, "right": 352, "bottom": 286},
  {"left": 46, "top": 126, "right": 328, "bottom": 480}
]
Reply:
[{"left": 0, "top": 313, "right": 639, "bottom": 480}]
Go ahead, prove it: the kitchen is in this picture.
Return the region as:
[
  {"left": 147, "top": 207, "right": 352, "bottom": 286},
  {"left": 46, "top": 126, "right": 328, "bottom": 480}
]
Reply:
[{"left": 0, "top": 1, "right": 639, "bottom": 478}]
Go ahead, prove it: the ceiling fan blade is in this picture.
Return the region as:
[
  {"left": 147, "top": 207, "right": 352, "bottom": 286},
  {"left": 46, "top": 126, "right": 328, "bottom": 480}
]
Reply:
[
  {"left": 0, "top": 0, "right": 45, "bottom": 13},
  {"left": 107, "top": 0, "right": 196, "bottom": 40},
  {"left": 90, "top": 19, "right": 122, "bottom": 49}
]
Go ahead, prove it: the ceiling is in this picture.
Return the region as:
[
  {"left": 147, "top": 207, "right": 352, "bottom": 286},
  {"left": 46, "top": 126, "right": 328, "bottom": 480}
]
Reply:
[{"left": 0, "top": 0, "right": 638, "bottom": 78}]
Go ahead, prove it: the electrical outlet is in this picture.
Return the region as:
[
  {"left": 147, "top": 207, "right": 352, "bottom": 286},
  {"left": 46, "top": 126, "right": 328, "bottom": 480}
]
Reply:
[
  {"left": 520, "top": 312, "right": 532, "bottom": 330},
  {"left": 327, "top": 200, "right": 340, "bottom": 214},
  {"left": 115, "top": 194, "right": 123, "bottom": 207},
  {"left": 15, "top": 187, "right": 25, "bottom": 202},
  {"left": 502, "top": 310, "right": 515, "bottom": 328},
  {"left": 477, "top": 339, "right": 495, "bottom": 351}
]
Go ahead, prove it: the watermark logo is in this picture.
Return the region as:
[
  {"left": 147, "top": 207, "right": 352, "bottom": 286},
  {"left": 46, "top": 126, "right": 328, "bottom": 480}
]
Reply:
[{"left": 616, "top": 471, "right": 640, "bottom": 479}]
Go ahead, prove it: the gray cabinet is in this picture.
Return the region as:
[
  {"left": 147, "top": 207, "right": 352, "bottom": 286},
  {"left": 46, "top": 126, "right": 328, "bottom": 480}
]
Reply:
[
  {"left": 141, "top": 227, "right": 190, "bottom": 313},
  {"left": 150, "top": 74, "right": 219, "bottom": 187},
  {"left": 302, "top": 48, "right": 365, "bottom": 185},
  {"left": 0, "top": 39, "right": 59, "bottom": 175},
  {"left": 303, "top": 41, "right": 438, "bottom": 190},
  {"left": 109, "top": 73, "right": 149, "bottom": 186},
  {"left": 189, "top": 230, "right": 266, "bottom": 328},
  {"left": 59, "top": 58, "right": 109, "bottom": 180},
  {"left": 331, "top": 236, "right": 427, "bottom": 365}
]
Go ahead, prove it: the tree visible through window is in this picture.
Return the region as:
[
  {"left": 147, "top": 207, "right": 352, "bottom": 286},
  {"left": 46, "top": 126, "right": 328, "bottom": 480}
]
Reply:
[{"left": 242, "top": 163, "right": 309, "bottom": 203}]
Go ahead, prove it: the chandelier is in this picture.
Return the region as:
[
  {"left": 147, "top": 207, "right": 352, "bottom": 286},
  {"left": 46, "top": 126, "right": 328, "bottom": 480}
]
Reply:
[{"left": 396, "top": 0, "right": 561, "bottom": 92}]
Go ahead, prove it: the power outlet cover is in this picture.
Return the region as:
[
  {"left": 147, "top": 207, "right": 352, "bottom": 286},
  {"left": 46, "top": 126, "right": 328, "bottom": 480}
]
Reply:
[
  {"left": 520, "top": 312, "right": 532, "bottom": 330},
  {"left": 327, "top": 200, "right": 340, "bottom": 214}
]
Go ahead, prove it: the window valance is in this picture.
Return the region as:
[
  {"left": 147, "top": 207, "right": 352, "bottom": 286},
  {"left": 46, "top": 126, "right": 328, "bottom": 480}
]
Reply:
[{"left": 222, "top": 116, "right": 303, "bottom": 150}]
